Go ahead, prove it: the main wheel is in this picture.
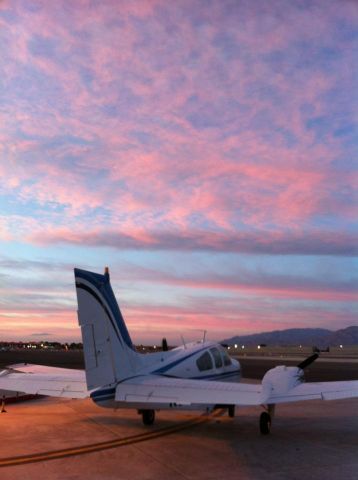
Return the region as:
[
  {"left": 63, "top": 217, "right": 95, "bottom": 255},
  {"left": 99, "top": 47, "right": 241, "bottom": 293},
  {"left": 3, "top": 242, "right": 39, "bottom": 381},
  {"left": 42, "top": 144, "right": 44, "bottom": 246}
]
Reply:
[
  {"left": 142, "top": 409, "right": 155, "bottom": 425},
  {"left": 259, "top": 412, "right": 271, "bottom": 435},
  {"left": 228, "top": 405, "right": 235, "bottom": 418}
]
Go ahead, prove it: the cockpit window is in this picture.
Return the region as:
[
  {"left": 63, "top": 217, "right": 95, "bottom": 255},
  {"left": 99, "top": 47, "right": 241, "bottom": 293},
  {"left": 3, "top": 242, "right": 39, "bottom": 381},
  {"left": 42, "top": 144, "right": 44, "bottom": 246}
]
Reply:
[
  {"left": 210, "top": 347, "right": 223, "bottom": 368},
  {"left": 222, "top": 351, "right": 232, "bottom": 366},
  {"left": 196, "top": 351, "right": 213, "bottom": 371}
]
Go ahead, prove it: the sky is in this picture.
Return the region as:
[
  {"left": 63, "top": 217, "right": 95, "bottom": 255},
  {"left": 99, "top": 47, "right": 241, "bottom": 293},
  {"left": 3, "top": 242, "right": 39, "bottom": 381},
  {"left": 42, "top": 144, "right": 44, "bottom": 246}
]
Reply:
[{"left": 0, "top": 0, "right": 357, "bottom": 344}]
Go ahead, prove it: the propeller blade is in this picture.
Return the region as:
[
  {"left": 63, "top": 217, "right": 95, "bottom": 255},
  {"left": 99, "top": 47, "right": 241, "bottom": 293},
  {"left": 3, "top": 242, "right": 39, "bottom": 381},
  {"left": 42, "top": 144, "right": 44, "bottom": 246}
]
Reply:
[{"left": 297, "top": 353, "right": 319, "bottom": 370}]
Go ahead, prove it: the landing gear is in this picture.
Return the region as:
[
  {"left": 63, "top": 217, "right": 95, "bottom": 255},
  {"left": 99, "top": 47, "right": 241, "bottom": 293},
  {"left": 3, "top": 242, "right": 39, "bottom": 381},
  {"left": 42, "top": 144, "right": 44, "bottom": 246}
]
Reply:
[
  {"left": 228, "top": 405, "right": 235, "bottom": 418},
  {"left": 141, "top": 409, "right": 155, "bottom": 425},
  {"left": 259, "top": 404, "right": 275, "bottom": 435},
  {"left": 0, "top": 396, "right": 7, "bottom": 414},
  {"left": 259, "top": 412, "right": 271, "bottom": 435}
]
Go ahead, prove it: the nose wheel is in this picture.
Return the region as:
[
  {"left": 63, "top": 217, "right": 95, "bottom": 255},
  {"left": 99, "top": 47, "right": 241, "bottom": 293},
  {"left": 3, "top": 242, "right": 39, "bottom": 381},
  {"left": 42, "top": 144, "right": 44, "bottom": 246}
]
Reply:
[{"left": 259, "top": 411, "right": 271, "bottom": 435}]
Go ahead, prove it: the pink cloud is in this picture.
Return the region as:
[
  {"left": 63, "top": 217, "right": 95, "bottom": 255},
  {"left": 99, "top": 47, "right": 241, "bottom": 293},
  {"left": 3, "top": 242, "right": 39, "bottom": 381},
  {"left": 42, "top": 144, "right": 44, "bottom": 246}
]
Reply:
[
  {"left": 0, "top": 252, "right": 355, "bottom": 343},
  {"left": 28, "top": 227, "right": 358, "bottom": 257},
  {"left": 0, "top": 1, "right": 356, "bottom": 341},
  {"left": 1, "top": 0, "right": 355, "bottom": 232}
]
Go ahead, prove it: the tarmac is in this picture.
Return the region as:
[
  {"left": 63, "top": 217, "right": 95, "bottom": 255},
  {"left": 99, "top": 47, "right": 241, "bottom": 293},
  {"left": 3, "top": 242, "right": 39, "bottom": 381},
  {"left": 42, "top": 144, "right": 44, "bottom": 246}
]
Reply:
[{"left": 0, "top": 394, "right": 357, "bottom": 480}]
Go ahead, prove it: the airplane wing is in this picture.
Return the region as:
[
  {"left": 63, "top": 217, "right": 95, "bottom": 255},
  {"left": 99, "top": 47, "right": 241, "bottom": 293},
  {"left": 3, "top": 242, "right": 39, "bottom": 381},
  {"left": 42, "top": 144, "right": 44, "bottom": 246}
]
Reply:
[
  {"left": 0, "top": 364, "right": 88, "bottom": 399},
  {"left": 264, "top": 380, "right": 358, "bottom": 404},
  {"left": 1, "top": 363, "right": 357, "bottom": 407},
  {"left": 261, "top": 365, "right": 358, "bottom": 405},
  {"left": 115, "top": 373, "right": 358, "bottom": 408}
]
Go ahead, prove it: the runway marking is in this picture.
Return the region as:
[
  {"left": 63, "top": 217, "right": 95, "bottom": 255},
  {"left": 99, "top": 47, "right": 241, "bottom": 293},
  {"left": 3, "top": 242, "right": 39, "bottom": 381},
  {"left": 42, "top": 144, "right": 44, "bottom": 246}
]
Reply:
[{"left": 0, "top": 409, "right": 225, "bottom": 468}]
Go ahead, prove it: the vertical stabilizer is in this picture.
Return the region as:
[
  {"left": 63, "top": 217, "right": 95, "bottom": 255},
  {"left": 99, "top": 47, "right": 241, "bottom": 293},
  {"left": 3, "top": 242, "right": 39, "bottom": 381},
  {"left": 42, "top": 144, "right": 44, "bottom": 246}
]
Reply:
[{"left": 74, "top": 268, "right": 141, "bottom": 389}]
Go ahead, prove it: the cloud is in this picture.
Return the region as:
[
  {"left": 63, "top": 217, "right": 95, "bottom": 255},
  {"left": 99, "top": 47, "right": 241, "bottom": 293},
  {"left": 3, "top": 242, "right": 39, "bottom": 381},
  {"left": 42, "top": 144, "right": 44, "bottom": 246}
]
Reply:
[
  {"left": 0, "top": 1, "right": 356, "bottom": 234},
  {"left": 29, "top": 228, "right": 358, "bottom": 256},
  {"left": 0, "top": 1, "right": 357, "bottom": 340}
]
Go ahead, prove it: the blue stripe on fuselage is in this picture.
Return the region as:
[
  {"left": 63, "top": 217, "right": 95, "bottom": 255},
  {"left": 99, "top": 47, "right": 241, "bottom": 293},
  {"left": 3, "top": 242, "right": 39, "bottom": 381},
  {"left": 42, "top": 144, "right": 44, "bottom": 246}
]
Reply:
[
  {"left": 151, "top": 345, "right": 210, "bottom": 374},
  {"left": 90, "top": 386, "right": 116, "bottom": 399},
  {"left": 189, "top": 370, "right": 240, "bottom": 381},
  {"left": 92, "top": 395, "right": 116, "bottom": 402}
]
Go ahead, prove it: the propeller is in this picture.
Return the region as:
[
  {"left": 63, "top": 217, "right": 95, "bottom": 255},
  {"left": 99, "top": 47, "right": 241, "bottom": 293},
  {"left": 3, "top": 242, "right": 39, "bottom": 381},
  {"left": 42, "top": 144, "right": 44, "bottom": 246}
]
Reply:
[
  {"left": 297, "top": 353, "right": 319, "bottom": 370},
  {"left": 162, "top": 337, "right": 168, "bottom": 352}
]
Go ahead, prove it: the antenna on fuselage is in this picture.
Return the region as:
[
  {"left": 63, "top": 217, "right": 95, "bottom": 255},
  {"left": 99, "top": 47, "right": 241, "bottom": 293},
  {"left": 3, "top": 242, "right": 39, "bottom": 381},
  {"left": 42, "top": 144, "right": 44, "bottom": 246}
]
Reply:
[
  {"left": 202, "top": 330, "right": 207, "bottom": 343},
  {"left": 180, "top": 335, "right": 187, "bottom": 349}
]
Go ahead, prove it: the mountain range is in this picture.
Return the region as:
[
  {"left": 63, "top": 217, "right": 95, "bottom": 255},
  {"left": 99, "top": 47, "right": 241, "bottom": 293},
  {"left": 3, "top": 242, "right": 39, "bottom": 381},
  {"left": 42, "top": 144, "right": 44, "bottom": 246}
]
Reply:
[{"left": 222, "top": 326, "right": 358, "bottom": 347}]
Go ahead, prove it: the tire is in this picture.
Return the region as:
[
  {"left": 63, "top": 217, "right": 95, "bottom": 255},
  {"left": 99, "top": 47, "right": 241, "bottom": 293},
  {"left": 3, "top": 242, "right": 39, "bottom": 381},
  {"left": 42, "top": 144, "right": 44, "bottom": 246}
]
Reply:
[
  {"left": 142, "top": 409, "right": 155, "bottom": 425},
  {"left": 259, "top": 412, "right": 271, "bottom": 435},
  {"left": 228, "top": 405, "right": 235, "bottom": 418}
]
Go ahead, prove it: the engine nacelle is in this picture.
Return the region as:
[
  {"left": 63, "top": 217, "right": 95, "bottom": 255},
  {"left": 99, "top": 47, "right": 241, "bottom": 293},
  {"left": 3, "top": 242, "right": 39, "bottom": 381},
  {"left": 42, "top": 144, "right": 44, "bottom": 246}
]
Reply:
[{"left": 261, "top": 366, "right": 304, "bottom": 401}]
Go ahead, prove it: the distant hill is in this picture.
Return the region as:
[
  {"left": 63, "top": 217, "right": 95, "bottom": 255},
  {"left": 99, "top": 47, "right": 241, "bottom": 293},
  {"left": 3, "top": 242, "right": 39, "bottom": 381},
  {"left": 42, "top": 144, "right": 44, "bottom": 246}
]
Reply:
[
  {"left": 327, "top": 326, "right": 358, "bottom": 346},
  {"left": 222, "top": 326, "right": 358, "bottom": 347}
]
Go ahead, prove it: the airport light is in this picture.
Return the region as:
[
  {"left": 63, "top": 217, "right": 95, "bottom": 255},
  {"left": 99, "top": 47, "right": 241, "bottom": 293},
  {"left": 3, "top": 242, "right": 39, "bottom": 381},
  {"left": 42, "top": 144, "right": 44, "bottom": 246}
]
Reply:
[
  {"left": 241, "top": 345, "right": 245, "bottom": 349},
  {"left": 153, "top": 345, "right": 156, "bottom": 349},
  {"left": 257, "top": 345, "right": 261, "bottom": 349},
  {"left": 234, "top": 344, "right": 238, "bottom": 349},
  {"left": 228, "top": 346, "right": 231, "bottom": 350},
  {"left": 340, "top": 344, "right": 343, "bottom": 349}
]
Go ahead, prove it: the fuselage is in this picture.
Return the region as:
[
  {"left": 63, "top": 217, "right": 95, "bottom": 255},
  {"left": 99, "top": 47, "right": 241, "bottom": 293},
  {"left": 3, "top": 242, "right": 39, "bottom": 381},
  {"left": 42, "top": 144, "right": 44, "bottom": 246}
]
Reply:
[{"left": 91, "top": 341, "right": 241, "bottom": 409}]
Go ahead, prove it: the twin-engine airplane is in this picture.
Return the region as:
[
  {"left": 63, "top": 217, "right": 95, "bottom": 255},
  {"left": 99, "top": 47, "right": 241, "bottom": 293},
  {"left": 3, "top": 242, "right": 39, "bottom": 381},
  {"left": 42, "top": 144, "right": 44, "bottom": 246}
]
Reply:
[{"left": 1, "top": 267, "right": 358, "bottom": 434}]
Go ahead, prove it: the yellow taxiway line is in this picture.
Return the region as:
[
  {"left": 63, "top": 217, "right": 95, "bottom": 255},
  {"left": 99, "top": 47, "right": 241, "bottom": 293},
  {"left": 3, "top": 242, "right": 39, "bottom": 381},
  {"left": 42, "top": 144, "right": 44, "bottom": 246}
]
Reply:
[{"left": 0, "top": 409, "right": 225, "bottom": 468}]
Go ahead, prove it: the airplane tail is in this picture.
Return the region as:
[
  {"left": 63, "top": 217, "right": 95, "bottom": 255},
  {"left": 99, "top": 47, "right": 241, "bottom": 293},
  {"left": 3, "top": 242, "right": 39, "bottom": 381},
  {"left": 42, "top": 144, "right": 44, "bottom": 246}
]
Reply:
[{"left": 74, "top": 267, "right": 142, "bottom": 390}]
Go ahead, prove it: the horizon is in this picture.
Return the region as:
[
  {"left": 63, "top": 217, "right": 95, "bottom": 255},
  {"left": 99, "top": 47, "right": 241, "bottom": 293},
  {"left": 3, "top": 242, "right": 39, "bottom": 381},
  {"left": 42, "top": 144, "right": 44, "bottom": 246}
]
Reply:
[
  {"left": 0, "top": 316, "right": 356, "bottom": 346},
  {"left": 0, "top": 1, "right": 357, "bottom": 343},
  {"left": 1, "top": 323, "right": 357, "bottom": 347}
]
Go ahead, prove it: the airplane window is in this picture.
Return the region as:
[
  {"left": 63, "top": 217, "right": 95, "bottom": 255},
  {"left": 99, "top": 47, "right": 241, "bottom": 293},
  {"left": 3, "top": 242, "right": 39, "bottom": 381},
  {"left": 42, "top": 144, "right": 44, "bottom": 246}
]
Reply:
[
  {"left": 196, "top": 351, "right": 213, "bottom": 371},
  {"left": 222, "top": 351, "right": 232, "bottom": 366},
  {"left": 210, "top": 348, "right": 223, "bottom": 368}
]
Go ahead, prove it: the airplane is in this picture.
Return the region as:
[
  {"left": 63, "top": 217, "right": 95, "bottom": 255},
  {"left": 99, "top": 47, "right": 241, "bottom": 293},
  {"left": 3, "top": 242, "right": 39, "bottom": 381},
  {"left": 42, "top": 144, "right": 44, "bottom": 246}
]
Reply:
[{"left": 1, "top": 267, "right": 358, "bottom": 435}]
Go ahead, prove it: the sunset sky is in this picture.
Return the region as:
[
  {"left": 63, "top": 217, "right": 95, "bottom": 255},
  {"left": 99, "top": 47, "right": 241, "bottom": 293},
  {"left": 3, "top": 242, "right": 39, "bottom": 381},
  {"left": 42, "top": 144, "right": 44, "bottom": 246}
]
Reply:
[{"left": 0, "top": 1, "right": 357, "bottom": 344}]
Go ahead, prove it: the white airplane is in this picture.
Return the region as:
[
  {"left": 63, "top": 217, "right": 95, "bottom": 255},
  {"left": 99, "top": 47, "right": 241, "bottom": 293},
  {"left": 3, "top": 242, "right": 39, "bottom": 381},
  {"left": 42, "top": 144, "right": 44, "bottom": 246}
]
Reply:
[{"left": 1, "top": 267, "right": 358, "bottom": 435}]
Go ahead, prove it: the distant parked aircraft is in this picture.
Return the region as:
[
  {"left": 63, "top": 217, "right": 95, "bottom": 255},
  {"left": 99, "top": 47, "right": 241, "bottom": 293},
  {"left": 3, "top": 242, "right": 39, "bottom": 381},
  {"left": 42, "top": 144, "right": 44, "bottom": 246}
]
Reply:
[{"left": 1, "top": 267, "right": 357, "bottom": 434}]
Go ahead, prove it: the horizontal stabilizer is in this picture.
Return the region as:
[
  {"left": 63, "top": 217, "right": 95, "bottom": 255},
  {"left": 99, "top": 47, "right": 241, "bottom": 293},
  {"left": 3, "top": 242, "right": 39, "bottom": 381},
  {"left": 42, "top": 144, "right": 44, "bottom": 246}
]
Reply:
[{"left": 0, "top": 365, "right": 88, "bottom": 399}]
